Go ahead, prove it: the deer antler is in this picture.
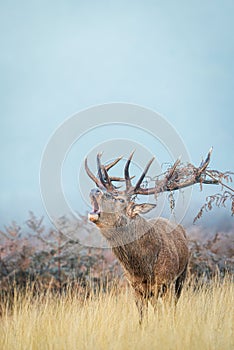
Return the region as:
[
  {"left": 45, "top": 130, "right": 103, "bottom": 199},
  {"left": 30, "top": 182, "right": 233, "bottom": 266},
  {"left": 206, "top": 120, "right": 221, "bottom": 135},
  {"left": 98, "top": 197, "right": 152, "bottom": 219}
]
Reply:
[
  {"left": 85, "top": 148, "right": 234, "bottom": 197},
  {"left": 85, "top": 158, "right": 105, "bottom": 189},
  {"left": 85, "top": 154, "right": 126, "bottom": 191},
  {"left": 127, "top": 148, "right": 222, "bottom": 196},
  {"left": 130, "top": 157, "right": 155, "bottom": 195},
  {"left": 124, "top": 150, "right": 135, "bottom": 191}
]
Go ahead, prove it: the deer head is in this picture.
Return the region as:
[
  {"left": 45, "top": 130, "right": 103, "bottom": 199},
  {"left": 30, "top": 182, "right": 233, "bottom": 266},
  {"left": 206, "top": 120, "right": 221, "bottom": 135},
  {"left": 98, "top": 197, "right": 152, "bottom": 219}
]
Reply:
[{"left": 85, "top": 152, "right": 156, "bottom": 229}]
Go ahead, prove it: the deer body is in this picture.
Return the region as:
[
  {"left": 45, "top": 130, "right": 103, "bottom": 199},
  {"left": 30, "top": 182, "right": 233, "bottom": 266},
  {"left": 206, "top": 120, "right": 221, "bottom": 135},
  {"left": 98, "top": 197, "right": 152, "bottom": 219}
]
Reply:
[
  {"left": 101, "top": 214, "right": 188, "bottom": 320},
  {"left": 85, "top": 152, "right": 193, "bottom": 322},
  {"left": 112, "top": 217, "right": 188, "bottom": 297},
  {"left": 103, "top": 216, "right": 188, "bottom": 288}
]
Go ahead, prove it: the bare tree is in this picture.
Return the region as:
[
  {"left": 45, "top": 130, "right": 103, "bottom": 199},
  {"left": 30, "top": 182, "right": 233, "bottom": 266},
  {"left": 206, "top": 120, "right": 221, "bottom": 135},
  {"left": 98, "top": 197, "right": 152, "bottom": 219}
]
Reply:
[{"left": 85, "top": 149, "right": 233, "bottom": 323}]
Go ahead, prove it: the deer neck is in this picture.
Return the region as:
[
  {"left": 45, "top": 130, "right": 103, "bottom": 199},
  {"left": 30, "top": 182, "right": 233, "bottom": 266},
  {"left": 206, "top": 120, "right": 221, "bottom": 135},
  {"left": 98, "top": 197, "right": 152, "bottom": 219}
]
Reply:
[
  {"left": 100, "top": 215, "right": 159, "bottom": 280},
  {"left": 100, "top": 215, "right": 149, "bottom": 244}
]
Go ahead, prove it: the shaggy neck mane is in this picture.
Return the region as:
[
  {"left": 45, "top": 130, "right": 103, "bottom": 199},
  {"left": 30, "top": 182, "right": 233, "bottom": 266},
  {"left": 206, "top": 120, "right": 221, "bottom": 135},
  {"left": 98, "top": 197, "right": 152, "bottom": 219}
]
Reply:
[{"left": 101, "top": 215, "right": 161, "bottom": 280}]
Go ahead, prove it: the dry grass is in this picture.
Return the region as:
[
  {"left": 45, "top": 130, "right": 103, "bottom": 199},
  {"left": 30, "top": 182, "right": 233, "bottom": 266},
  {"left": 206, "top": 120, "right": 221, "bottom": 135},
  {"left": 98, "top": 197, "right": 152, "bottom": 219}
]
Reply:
[{"left": 0, "top": 277, "right": 233, "bottom": 350}]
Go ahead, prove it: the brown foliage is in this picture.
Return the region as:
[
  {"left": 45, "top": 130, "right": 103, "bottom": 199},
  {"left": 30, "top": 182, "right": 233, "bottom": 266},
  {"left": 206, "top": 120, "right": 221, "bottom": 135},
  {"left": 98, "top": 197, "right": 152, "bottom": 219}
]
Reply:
[
  {"left": 0, "top": 213, "right": 233, "bottom": 295},
  {"left": 188, "top": 231, "right": 234, "bottom": 281}
]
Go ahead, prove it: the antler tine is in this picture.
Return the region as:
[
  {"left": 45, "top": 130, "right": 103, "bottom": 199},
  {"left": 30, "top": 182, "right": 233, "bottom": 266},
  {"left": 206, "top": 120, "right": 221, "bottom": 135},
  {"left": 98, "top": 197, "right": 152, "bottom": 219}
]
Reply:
[
  {"left": 165, "top": 157, "right": 181, "bottom": 182},
  {"left": 85, "top": 158, "right": 105, "bottom": 189},
  {"left": 110, "top": 176, "right": 126, "bottom": 182},
  {"left": 97, "top": 153, "right": 109, "bottom": 187},
  {"left": 96, "top": 153, "right": 106, "bottom": 186},
  {"left": 132, "top": 157, "right": 155, "bottom": 193},
  {"left": 101, "top": 164, "right": 115, "bottom": 189},
  {"left": 105, "top": 156, "right": 123, "bottom": 171},
  {"left": 97, "top": 153, "right": 120, "bottom": 191},
  {"left": 198, "top": 147, "right": 213, "bottom": 175},
  {"left": 125, "top": 150, "right": 135, "bottom": 191}
]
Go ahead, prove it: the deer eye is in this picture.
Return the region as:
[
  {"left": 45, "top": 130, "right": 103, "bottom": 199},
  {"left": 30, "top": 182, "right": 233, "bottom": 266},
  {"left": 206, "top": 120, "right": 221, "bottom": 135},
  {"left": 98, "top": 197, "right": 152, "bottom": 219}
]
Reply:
[
  {"left": 118, "top": 198, "right": 125, "bottom": 203},
  {"left": 113, "top": 197, "right": 124, "bottom": 203}
]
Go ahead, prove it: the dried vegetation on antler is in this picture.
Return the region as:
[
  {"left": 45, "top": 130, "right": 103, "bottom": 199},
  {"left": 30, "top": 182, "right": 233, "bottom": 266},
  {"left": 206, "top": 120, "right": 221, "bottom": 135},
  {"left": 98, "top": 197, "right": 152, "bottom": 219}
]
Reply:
[{"left": 138, "top": 147, "right": 233, "bottom": 221}]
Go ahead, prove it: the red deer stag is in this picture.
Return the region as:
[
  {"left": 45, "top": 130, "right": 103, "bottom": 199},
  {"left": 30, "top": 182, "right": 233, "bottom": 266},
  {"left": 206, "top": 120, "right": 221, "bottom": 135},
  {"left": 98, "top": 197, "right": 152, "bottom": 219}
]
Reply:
[{"left": 85, "top": 149, "right": 232, "bottom": 323}]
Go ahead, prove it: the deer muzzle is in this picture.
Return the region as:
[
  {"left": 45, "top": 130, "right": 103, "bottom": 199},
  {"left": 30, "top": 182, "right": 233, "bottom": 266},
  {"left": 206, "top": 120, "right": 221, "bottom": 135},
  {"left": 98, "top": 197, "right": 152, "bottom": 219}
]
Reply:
[{"left": 89, "top": 189, "right": 101, "bottom": 222}]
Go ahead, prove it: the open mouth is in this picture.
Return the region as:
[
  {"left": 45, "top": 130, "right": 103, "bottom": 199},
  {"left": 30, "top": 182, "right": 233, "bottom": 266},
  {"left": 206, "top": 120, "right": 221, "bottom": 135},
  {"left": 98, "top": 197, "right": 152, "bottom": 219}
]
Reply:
[{"left": 88, "top": 195, "right": 100, "bottom": 222}]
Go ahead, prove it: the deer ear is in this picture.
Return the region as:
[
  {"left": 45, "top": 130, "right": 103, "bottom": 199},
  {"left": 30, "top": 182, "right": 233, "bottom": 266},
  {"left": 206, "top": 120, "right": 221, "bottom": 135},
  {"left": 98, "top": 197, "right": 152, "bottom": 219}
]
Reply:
[{"left": 127, "top": 203, "right": 156, "bottom": 217}]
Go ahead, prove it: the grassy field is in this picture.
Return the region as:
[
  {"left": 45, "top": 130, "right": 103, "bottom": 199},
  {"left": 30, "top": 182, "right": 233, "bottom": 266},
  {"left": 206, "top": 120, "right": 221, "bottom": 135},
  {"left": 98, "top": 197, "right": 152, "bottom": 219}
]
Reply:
[{"left": 0, "top": 277, "right": 233, "bottom": 350}]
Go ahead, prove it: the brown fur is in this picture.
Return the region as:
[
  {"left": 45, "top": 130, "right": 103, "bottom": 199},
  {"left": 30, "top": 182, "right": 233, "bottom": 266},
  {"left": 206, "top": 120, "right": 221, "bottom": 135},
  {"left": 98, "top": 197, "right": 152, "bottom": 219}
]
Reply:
[{"left": 100, "top": 214, "right": 189, "bottom": 322}]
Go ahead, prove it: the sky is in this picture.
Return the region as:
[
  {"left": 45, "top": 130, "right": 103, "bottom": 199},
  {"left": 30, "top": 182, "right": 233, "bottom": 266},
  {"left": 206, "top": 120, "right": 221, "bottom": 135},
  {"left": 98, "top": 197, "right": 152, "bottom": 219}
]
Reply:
[{"left": 1, "top": 0, "right": 234, "bottom": 230}]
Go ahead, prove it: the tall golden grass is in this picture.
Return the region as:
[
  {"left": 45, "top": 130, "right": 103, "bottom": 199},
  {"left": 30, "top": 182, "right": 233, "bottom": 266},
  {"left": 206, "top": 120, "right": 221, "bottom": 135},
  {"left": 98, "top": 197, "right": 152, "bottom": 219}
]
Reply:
[{"left": 0, "top": 276, "right": 233, "bottom": 350}]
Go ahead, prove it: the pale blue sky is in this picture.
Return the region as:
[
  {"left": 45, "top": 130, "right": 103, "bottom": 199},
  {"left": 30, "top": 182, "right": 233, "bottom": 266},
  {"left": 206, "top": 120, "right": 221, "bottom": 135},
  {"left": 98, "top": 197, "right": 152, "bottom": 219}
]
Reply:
[{"left": 1, "top": 1, "right": 234, "bottom": 228}]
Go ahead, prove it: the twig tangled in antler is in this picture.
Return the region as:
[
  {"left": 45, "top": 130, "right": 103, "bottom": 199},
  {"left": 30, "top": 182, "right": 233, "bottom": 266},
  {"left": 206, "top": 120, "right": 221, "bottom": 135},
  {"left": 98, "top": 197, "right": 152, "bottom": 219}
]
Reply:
[
  {"left": 155, "top": 150, "right": 233, "bottom": 221},
  {"left": 146, "top": 148, "right": 233, "bottom": 221}
]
